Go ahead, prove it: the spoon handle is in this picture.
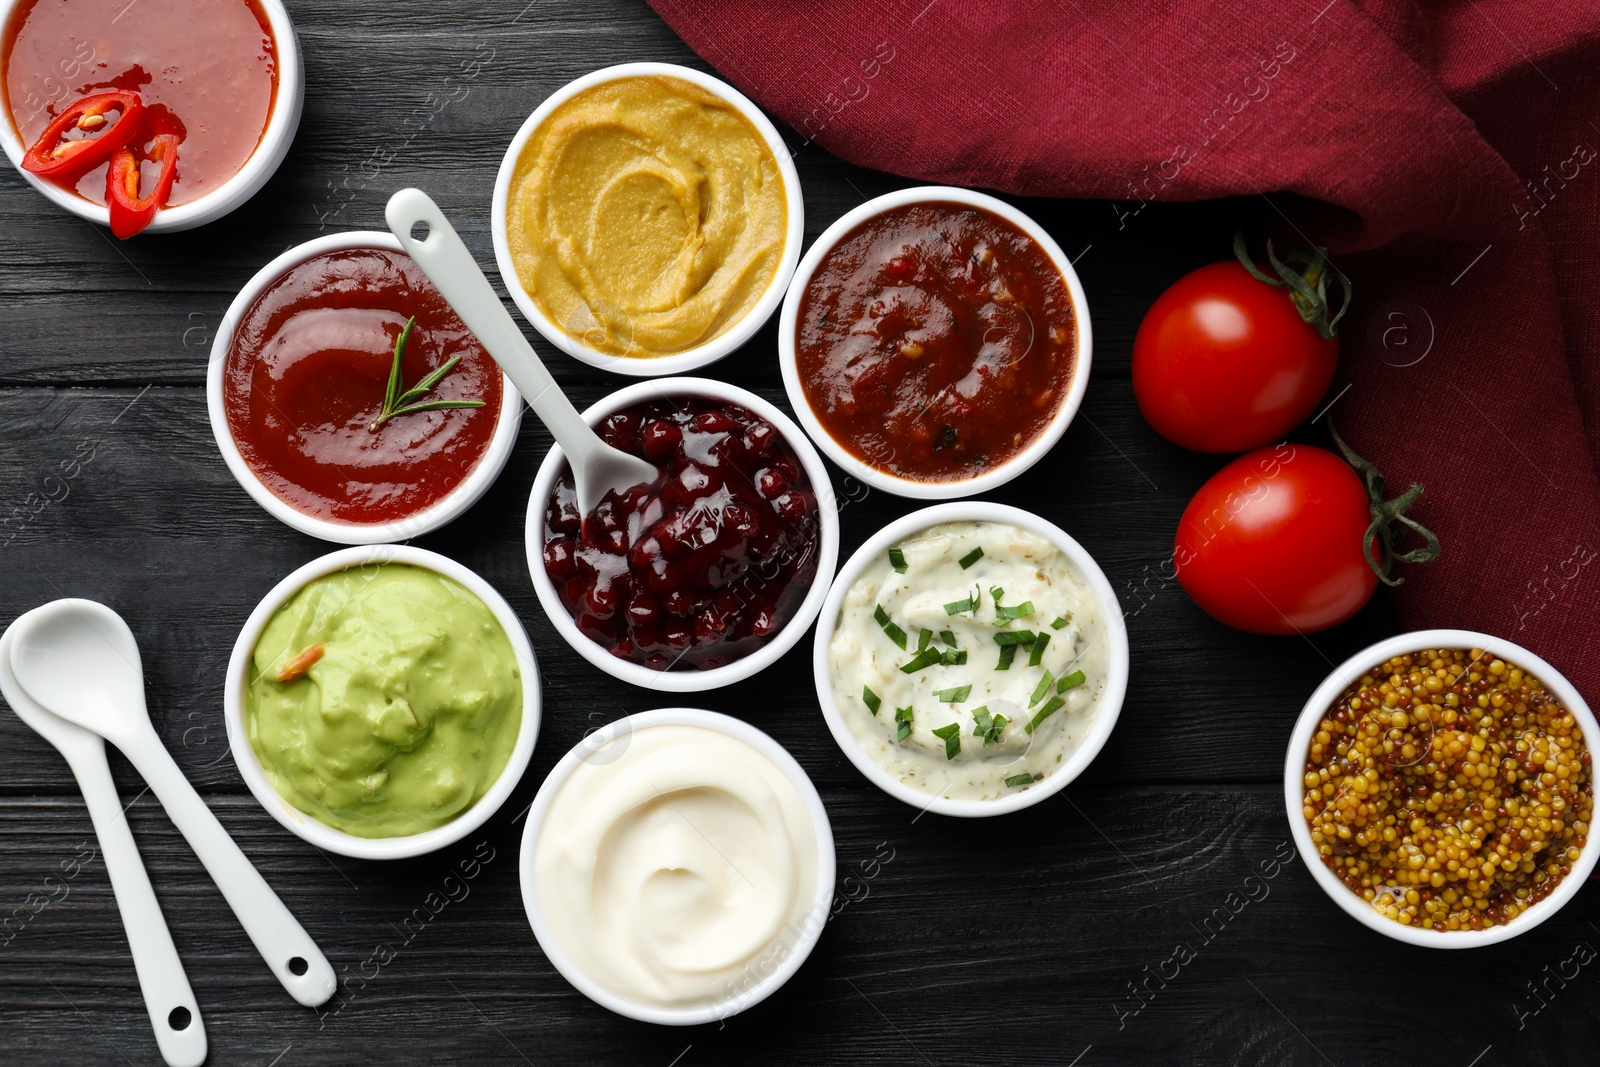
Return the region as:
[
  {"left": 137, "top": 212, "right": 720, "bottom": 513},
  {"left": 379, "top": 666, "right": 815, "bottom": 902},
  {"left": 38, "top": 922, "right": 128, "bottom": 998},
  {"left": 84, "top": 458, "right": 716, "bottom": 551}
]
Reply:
[
  {"left": 71, "top": 741, "right": 208, "bottom": 1067},
  {"left": 384, "top": 187, "right": 602, "bottom": 468},
  {"left": 120, "top": 729, "right": 336, "bottom": 1008}
]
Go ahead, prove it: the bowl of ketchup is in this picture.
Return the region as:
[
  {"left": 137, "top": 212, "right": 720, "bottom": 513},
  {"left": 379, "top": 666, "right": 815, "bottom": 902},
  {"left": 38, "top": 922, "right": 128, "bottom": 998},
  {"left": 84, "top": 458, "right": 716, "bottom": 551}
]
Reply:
[
  {"left": 207, "top": 232, "right": 522, "bottom": 544},
  {"left": 0, "top": 0, "right": 303, "bottom": 235}
]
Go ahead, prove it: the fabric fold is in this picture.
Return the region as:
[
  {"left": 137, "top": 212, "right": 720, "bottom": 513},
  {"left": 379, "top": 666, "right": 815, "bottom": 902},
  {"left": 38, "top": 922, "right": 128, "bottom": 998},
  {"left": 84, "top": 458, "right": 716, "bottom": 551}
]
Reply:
[{"left": 647, "top": 0, "right": 1600, "bottom": 695}]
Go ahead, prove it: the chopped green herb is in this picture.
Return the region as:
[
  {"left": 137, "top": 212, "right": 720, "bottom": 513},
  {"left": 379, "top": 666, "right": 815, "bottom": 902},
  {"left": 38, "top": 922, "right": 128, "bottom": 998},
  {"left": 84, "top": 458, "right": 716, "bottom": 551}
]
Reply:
[
  {"left": 972, "top": 706, "right": 1008, "bottom": 745},
  {"left": 933, "top": 685, "right": 972, "bottom": 703},
  {"left": 899, "top": 648, "right": 942, "bottom": 673},
  {"left": 996, "top": 644, "right": 1019, "bottom": 670},
  {"left": 1057, "top": 669, "right": 1087, "bottom": 693},
  {"left": 958, "top": 547, "right": 984, "bottom": 569},
  {"left": 1025, "top": 695, "right": 1065, "bottom": 734},
  {"left": 888, "top": 547, "right": 907, "bottom": 573},
  {"left": 894, "top": 705, "right": 914, "bottom": 742},
  {"left": 944, "top": 595, "right": 976, "bottom": 615},
  {"left": 874, "top": 604, "right": 907, "bottom": 650},
  {"left": 931, "top": 722, "right": 961, "bottom": 759},
  {"left": 994, "top": 630, "right": 1039, "bottom": 646},
  {"left": 1050, "top": 616, "right": 1069, "bottom": 630},
  {"left": 940, "top": 649, "right": 969, "bottom": 666},
  {"left": 1028, "top": 630, "right": 1051, "bottom": 666},
  {"left": 939, "top": 630, "right": 957, "bottom": 647},
  {"left": 1029, "top": 670, "right": 1055, "bottom": 707},
  {"left": 862, "top": 686, "right": 882, "bottom": 715},
  {"left": 1004, "top": 773, "right": 1036, "bottom": 787},
  {"left": 995, "top": 600, "right": 1035, "bottom": 624},
  {"left": 917, "top": 628, "right": 933, "bottom": 652},
  {"left": 989, "top": 586, "right": 1035, "bottom": 624}
]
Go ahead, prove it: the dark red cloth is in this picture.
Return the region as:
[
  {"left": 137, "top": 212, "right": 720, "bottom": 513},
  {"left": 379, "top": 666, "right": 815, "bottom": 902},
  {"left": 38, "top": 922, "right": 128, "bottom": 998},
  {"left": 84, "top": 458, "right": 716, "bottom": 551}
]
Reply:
[{"left": 648, "top": 0, "right": 1600, "bottom": 697}]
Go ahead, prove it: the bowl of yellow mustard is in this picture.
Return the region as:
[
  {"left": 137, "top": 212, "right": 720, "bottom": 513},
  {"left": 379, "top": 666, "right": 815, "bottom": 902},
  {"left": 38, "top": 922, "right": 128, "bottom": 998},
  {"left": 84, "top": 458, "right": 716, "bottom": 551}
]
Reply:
[
  {"left": 491, "top": 62, "right": 803, "bottom": 376},
  {"left": 224, "top": 545, "right": 540, "bottom": 859}
]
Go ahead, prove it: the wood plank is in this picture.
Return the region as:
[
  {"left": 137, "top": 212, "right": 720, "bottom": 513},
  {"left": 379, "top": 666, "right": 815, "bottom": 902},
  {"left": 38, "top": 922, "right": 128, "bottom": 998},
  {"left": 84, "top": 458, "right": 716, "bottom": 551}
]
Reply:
[
  {"left": 0, "top": 790, "right": 1593, "bottom": 1066},
  {"left": 0, "top": 381, "right": 1396, "bottom": 796},
  {"left": 0, "top": 16, "right": 1241, "bottom": 390},
  {"left": 0, "top": 183, "right": 1232, "bottom": 386}
]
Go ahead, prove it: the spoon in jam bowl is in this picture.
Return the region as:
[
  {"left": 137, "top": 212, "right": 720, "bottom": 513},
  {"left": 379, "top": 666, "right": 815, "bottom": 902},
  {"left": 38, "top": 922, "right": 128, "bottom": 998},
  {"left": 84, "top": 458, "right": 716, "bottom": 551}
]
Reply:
[
  {"left": 6, "top": 598, "right": 336, "bottom": 1009},
  {"left": 386, "top": 187, "right": 658, "bottom": 517},
  {"left": 0, "top": 618, "right": 207, "bottom": 1067}
]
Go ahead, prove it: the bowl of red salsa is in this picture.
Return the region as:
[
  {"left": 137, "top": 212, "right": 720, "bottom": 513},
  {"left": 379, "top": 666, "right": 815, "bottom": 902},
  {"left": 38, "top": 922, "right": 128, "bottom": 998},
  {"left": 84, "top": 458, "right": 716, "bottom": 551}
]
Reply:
[
  {"left": 207, "top": 232, "right": 522, "bottom": 544},
  {"left": 779, "top": 187, "right": 1092, "bottom": 499},
  {"left": 526, "top": 377, "right": 838, "bottom": 692},
  {"left": 0, "top": 0, "right": 302, "bottom": 236}
]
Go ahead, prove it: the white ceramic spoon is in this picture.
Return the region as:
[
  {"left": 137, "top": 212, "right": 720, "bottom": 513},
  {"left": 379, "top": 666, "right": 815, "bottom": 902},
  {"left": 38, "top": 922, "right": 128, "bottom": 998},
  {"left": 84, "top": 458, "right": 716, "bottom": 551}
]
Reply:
[
  {"left": 0, "top": 617, "right": 207, "bottom": 1067},
  {"left": 6, "top": 599, "right": 336, "bottom": 1009},
  {"left": 385, "top": 187, "right": 658, "bottom": 517}
]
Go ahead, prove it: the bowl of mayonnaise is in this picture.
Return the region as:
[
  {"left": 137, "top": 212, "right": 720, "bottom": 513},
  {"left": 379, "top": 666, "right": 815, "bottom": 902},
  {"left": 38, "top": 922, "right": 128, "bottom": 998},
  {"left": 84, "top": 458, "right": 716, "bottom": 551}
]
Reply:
[{"left": 519, "top": 707, "right": 835, "bottom": 1024}]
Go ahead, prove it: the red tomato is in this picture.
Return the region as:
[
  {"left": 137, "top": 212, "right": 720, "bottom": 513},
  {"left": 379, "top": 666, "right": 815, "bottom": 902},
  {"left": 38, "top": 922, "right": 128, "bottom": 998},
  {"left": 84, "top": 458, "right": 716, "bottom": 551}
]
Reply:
[
  {"left": 1132, "top": 260, "right": 1337, "bottom": 453},
  {"left": 1173, "top": 444, "right": 1377, "bottom": 634}
]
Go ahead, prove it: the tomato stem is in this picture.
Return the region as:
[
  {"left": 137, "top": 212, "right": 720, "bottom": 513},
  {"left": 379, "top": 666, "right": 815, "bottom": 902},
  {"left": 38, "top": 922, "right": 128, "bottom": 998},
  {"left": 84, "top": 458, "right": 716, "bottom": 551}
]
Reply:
[
  {"left": 1328, "top": 420, "right": 1441, "bottom": 586},
  {"left": 1234, "top": 229, "right": 1351, "bottom": 341}
]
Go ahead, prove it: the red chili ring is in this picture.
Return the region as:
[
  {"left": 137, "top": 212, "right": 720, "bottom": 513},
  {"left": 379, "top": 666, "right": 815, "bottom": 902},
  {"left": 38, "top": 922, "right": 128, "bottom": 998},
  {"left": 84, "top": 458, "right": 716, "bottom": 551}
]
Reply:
[
  {"left": 106, "top": 131, "right": 181, "bottom": 239},
  {"left": 20, "top": 90, "right": 145, "bottom": 185}
]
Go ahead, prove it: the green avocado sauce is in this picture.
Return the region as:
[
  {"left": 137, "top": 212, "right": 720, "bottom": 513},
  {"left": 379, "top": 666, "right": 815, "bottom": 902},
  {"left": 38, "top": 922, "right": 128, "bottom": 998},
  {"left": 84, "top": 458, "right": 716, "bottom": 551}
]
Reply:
[{"left": 245, "top": 564, "right": 522, "bottom": 838}]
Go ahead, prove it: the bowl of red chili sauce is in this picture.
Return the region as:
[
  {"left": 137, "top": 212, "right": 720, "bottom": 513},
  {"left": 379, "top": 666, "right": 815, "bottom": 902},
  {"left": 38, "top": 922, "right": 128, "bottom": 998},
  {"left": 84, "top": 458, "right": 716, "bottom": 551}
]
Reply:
[
  {"left": 0, "top": 0, "right": 302, "bottom": 236},
  {"left": 207, "top": 232, "right": 522, "bottom": 544},
  {"left": 778, "top": 187, "right": 1092, "bottom": 499},
  {"left": 526, "top": 377, "right": 839, "bottom": 692}
]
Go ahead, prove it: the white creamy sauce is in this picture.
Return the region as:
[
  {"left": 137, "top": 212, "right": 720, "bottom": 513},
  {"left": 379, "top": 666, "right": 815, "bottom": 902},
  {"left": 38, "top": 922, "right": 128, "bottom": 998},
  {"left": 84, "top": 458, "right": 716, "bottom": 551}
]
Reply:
[
  {"left": 533, "top": 724, "right": 819, "bottom": 1010},
  {"left": 829, "top": 521, "right": 1108, "bottom": 802}
]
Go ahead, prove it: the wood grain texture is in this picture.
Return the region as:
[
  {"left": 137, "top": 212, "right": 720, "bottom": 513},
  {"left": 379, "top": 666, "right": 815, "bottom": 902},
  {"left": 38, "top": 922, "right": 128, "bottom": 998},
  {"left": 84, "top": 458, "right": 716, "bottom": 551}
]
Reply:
[
  {"left": 0, "top": 1, "right": 1595, "bottom": 1065},
  {"left": 3, "top": 790, "right": 1597, "bottom": 1067}
]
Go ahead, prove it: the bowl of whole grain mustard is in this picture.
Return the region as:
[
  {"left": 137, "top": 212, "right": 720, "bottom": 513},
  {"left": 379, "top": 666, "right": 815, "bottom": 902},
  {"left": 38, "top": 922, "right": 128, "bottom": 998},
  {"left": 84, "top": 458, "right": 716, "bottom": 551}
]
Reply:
[{"left": 1285, "top": 630, "right": 1597, "bottom": 946}]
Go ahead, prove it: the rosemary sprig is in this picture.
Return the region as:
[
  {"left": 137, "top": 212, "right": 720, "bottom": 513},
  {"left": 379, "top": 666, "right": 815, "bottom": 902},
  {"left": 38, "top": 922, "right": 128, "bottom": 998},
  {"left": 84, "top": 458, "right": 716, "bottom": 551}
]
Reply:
[{"left": 368, "top": 316, "right": 485, "bottom": 432}]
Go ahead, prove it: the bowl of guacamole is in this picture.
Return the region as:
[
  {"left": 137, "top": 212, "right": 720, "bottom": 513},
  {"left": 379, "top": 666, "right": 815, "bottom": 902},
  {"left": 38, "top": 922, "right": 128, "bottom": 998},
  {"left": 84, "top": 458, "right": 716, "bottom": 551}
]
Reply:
[{"left": 226, "top": 546, "right": 540, "bottom": 859}]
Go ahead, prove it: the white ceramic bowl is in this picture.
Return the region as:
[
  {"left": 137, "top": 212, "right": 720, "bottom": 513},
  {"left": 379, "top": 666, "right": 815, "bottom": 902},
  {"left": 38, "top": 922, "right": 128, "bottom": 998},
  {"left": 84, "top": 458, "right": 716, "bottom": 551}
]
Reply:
[
  {"left": 778, "top": 186, "right": 1093, "bottom": 500},
  {"left": 519, "top": 707, "right": 834, "bottom": 1025},
  {"left": 813, "top": 501, "right": 1129, "bottom": 817},
  {"left": 206, "top": 231, "right": 523, "bottom": 544},
  {"left": 526, "top": 376, "right": 838, "bottom": 691},
  {"left": 0, "top": 0, "right": 304, "bottom": 233},
  {"left": 224, "top": 545, "right": 540, "bottom": 860},
  {"left": 490, "top": 62, "right": 804, "bottom": 377},
  {"left": 1284, "top": 629, "right": 1600, "bottom": 947}
]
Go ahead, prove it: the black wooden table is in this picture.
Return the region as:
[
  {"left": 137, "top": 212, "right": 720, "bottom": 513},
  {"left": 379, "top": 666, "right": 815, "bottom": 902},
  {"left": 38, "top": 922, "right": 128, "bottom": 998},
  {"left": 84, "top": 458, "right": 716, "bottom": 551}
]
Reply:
[{"left": 2, "top": 3, "right": 1595, "bottom": 1065}]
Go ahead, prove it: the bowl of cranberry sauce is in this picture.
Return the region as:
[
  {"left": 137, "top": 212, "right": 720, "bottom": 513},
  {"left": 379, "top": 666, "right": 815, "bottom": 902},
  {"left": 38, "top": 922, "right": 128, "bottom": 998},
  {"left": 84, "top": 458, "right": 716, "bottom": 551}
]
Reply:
[
  {"left": 207, "top": 232, "right": 522, "bottom": 544},
  {"left": 526, "top": 378, "right": 839, "bottom": 691},
  {"left": 778, "top": 186, "right": 1092, "bottom": 501}
]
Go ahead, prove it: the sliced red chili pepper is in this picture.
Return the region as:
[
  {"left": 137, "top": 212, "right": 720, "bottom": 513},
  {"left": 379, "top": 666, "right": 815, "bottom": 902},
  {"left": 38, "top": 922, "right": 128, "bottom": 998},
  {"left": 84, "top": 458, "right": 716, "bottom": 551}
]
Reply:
[
  {"left": 106, "top": 132, "right": 180, "bottom": 239},
  {"left": 21, "top": 90, "right": 145, "bottom": 184}
]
